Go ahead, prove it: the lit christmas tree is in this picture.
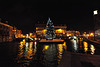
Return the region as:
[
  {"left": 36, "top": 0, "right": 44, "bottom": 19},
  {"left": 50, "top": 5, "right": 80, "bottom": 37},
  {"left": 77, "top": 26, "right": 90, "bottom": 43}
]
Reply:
[{"left": 45, "top": 18, "right": 56, "bottom": 40}]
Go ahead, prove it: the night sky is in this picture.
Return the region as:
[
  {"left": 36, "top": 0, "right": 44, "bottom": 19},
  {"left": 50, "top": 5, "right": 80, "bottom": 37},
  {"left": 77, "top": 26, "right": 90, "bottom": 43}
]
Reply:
[{"left": 0, "top": 1, "right": 100, "bottom": 34}]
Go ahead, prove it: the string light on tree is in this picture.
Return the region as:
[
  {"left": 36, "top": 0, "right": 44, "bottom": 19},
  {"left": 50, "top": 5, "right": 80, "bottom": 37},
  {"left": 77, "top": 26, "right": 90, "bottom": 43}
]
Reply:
[{"left": 45, "top": 17, "right": 56, "bottom": 40}]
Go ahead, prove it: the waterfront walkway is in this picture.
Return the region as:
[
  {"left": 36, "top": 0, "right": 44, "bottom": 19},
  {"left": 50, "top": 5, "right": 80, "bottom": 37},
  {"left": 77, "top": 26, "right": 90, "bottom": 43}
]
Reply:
[{"left": 58, "top": 51, "right": 100, "bottom": 67}]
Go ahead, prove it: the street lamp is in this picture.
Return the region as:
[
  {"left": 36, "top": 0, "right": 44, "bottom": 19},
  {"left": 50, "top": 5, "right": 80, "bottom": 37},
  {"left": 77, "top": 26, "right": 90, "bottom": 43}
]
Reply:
[
  {"left": 93, "top": 10, "right": 98, "bottom": 15},
  {"left": 93, "top": 10, "right": 98, "bottom": 40},
  {"left": 90, "top": 33, "right": 94, "bottom": 36}
]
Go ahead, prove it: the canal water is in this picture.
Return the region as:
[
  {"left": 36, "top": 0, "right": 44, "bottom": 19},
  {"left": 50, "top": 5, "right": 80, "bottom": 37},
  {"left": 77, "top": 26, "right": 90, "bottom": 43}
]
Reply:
[{"left": 0, "top": 38, "right": 100, "bottom": 67}]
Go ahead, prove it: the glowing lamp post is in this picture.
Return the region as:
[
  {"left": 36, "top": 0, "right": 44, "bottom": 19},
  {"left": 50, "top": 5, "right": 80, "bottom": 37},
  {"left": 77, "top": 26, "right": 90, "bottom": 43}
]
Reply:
[
  {"left": 93, "top": 10, "right": 98, "bottom": 40},
  {"left": 90, "top": 33, "right": 94, "bottom": 37},
  {"left": 89, "top": 32, "right": 94, "bottom": 40},
  {"left": 93, "top": 10, "right": 98, "bottom": 15}
]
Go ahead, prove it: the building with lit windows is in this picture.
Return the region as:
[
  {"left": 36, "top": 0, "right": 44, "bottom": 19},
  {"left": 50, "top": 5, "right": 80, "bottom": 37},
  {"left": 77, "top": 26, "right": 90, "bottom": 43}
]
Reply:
[
  {"left": 35, "top": 23, "right": 81, "bottom": 38},
  {"left": 13, "top": 27, "right": 24, "bottom": 38},
  {"left": 0, "top": 21, "right": 14, "bottom": 42},
  {"left": 66, "top": 30, "right": 80, "bottom": 36},
  {"left": 35, "top": 23, "right": 67, "bottom": 38},
  {"left": 35, "top": 24, "right": 46, "bottom": 36}
]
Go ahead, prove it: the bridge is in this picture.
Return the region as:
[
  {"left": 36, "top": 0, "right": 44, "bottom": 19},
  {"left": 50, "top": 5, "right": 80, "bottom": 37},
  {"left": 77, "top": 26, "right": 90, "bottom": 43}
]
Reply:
[{"left": 25, "top": 34, "right": 34, "bottom": 42}]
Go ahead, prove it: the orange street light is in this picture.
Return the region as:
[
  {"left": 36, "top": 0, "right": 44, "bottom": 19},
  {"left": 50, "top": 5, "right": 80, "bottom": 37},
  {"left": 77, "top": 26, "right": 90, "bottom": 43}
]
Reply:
[
  {"left": 43, "top": 29, "right": 47, "bottom": 33},
  {"left": 58, "top": 29, "right": 62, "bottom": 31},
  {"left": 57, "top": 29, "right": 63, "bottom": 33},
  {"left": 90, "top": 33, "right": 94, "bottom": 36}
]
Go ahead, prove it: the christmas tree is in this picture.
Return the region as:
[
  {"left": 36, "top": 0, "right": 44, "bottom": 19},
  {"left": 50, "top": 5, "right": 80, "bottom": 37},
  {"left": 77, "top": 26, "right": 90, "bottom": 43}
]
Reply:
[{"left": 45, "top": 18, "right": 56, "bottom": 40}]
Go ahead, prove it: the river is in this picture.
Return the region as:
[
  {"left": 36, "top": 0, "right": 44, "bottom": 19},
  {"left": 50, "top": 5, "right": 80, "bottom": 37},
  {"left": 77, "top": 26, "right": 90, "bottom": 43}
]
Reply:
[{"left": 0, "top": 38, "right": 100, "bottom": 67}]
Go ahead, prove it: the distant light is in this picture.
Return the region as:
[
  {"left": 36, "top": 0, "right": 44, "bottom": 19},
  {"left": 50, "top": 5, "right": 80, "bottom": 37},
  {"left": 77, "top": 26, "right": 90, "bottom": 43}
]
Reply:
[
  {"left": 34, "top": 41, "right": 37, "bottom": 45},
  {"left": 69, "top": 37, "right": 71, "bottom": 39},
  {"left": 87, "top": 34, "right": 89, "bottom": 37},
  {"left": 73, "top": 36, "right": 77, "bottom": 39},
  {"left": 56, "top": 29, "right": 63, "bottom": 33},
  {"left": 23, "top": 39, "right": 25, "bottom": 43},
  {"left": 26, "top": 34, "right": 29, "bottom": 38},
  {"left": 90, "top": 33, "right": 94, "bottom": 36},
  {"left": 34, "top": 38, "right": 37, "bottom": 40},
  {"left": 67, "top": 34, "right": 69, "bottom": 36},
  {"left": 58, "top": 29, "right": 62, "bottom": 31},
  {"left": 93, "top": 10, "right": 98, "bottom": 15},
  {"left": 29, "top": 33, "right": 33, "bottom": 36}
]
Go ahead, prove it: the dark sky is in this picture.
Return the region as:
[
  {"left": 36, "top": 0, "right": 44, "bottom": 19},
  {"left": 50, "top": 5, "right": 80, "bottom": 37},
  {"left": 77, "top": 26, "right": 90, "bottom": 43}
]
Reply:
[{"left": 0, "top": 1, "right": 100, "bottom": 34}]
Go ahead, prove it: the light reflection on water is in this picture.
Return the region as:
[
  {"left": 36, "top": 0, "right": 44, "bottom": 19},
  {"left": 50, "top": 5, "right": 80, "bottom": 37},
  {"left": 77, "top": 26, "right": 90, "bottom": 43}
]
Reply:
[
  {"left": 83, "top": 42, "right": 88, "bottom": 52},
  {"left": 41, "top": 42, "right": 67, "bottom": 67},
  {"left": 62, "top": 42, "right": 67, "bottom": 51},
  {"left": 83, "top": 41, "right": 95, "bottom": 55},
  {"left": 71, "top": 39, "right": 78, "bottom": 52},
  {"left": 70, "top": 38, "right": 96, "bottom": 55},
  {"left": 15, "top": 38, "right": 96, "bottom": 67},
  {"left": 57, "top": 43, "right": 64, "bottom": 64},
  {"left": 15, "top": 40, "right": 67, "bottom": 67},
  {"left": 90, "top": 45, "right": 95, "bottom": 55},
  {"left": 16, "top": 41, "right": 37, "bottom": 67},
  {"left": 57, "top": 42, "right": 67, "bottom": 64},
  {"left": 42, "top": 44, "right": 57, "bottom": 67},
  {"left": 0, "top": 38, "right": 98, "bottom": 67}
]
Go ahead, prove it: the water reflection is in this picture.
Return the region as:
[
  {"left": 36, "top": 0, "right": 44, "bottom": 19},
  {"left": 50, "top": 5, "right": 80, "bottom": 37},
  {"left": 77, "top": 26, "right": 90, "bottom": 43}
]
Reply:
[
  {"left": 90, "top": 45, "right": 95, "bottom": 55},
  {"left": 57, "top": 44, "right": 63, "bottom": 64},
  {"left": 16, "top": 41, "right": 67, "bottom": 67},
  {"left": 73, "top": 40, "right": 78, "bottom": 51},
  {"left": 42, "top": 44, "right": 57, "bottom": 67},
  {"left": 69, "top": 38, "right": 96, "bottom": 55},
  {"left": 0, "top": 37, "right": 99, "bottom": 67},
  {"left": 57, "top": 42, "right": 67, "bottom": 64},
  {"left": 83, "top": 42, "right": 88, "bottom": 52},
  {"left": 83, "top": 41, "right": 95, "bottom": 55},
  {"left": 16, "top": 40, "right": 37, "bottom": 67},
  {"left": 71, "top": 39, "right": 78, "bottom": 52},
  {"left": 34, "top": 41, "right": 37, "bottom": 54},
  {"left": 62, "top": 42, "right": 67, "bottom": 51},
  {"left": 14, "top": 38, "right": 96, "bottom": 67},
  {"left": 39, "top": 42, "right": 67, "bottom": 67},
  {"left": 25, "top": 42, "right": 33, "bottom": 59}
]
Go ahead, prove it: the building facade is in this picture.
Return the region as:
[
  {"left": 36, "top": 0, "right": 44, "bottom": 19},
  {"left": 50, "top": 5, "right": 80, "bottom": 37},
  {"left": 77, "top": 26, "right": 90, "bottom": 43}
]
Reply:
[
  {"left": 35, "top": 23, "right": 67, "bottom": 38},
  {"left": 0, "top": 22, "right": 14, "bottom": 42},
  {"left": 13, "top": 27, "right": 24, "bottom": 38},
  {"left": 35, "top": 23, "right": 80, "bottom": 38}
]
